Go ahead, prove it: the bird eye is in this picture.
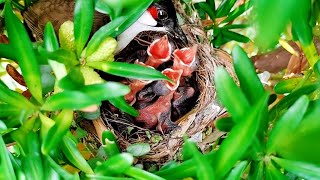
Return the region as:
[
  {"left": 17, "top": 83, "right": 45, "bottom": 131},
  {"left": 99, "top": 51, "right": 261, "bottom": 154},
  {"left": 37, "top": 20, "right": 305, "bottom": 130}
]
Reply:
[{"left": 158, "top": 10, "right": 168, "bottom": 20}]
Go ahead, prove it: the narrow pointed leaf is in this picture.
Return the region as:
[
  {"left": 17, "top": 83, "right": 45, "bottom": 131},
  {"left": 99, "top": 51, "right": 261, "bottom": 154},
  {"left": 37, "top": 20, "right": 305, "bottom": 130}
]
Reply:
[
  {"left": 74, "top": 0, "right": 94, "bottom": 56},
  {"left": 4, "top": 2, "right": 43, "bottom": 103},
  {"left": 0, "top": 80, "right": 35, "bottom": 109},
  {"left": 216, "top": 0, "right": 237, "bottom": 18},
  {"left": 95, "top": 153, "right": 133, "bottom": 176},
  {"left": 0, "top": 43, "right": 16, "bottom": 60},
  {"left": 42, "top": 91, "right": 99, "bottom": 111},
  {"left": 197, "top": 2, "right": 216, "bottom": 20},
  {"left": 215, "top": 117, "right": 234, "bottom": 132},
  {"left": 214, "top": 67, "right": 250, "bottom": 122},
  {"left": 44, "top": 22, "right": 59, "bottom": 51},
  {"left": 267, "top": 96, "right": 309, "bottom": 153},
  {"left": 265, "top": 162, "right": 287, "bottom": 180},
  {"left": 222, "top": 1, "right": 252, "bottom": 23},
  {"left": 62, "top": 136, "right": 94, "bottom": 174},
  {"left": 58, "top": 67, "right": 85, "bottom": 90},
  {"left": 108, "top": 97, "right": 138, "bottom": 117},
  {"left": 86, "top": 16, "right": 126, "bottom": 57},
  {"left": 269, "top": 84, "right": 319, "bottom": 121},
  {"left": 87, "top": 61, "right": 172, "bottom": 82},
  {"left": 44, "top": 22, "right": 67, "bottom": 80},
  {"left": 38, "top": 47, "right": 79, "bottom": 67},
  {"left": 125, "top": 167, "right": 165, "bottom": 180},
  {"left": 226, "top": 161, "right": 248, "bottom": 180},
  {"left": 212, "top": 93, "right": 268, "bottom": 179},
  {"left": 272, "top": 156, "right": 320, "bottom": 180},
  {"left": 274, "top": 78, "right": 304, "bottom": 94},
  {"left": 42, "top": 110, "right": 73, "bottom": 155},
  {"left": 86, "top": 0, "right": 152, "bottom": 57},
  {"left": 101, "top": 130, "right": 120, "bottom": 157},
  {"left": 232, "top": 45, "right": 264, "bottom": 104},
  {"left": 222, "top": 30, "right": 250, "bottom": 43},
  {"left": 0, "top": 136, "right": 16, "bottom": 180},
  {"left": 45, "top": 155, "right": 76, "bottom": 180},
  {"left": 81, "top": 82, "right": 130, "bottom": 101}
]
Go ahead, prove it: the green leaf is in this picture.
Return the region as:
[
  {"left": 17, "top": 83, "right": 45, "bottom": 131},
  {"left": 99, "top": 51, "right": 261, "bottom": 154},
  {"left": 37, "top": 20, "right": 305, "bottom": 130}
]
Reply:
[
  {"left": 265, "top": 161, "right": 287, "bottom": 180},
  {"left": 87, "top": 0, "right": 153, "bottom": 57},
  {"left": 41, "top": 91, "right": 99, "bottom": 111},
  {"left": 216, "top": 0, "right": 237, "bottom": 18},
  {"left": 212, "top": 92, "right": 269, "bottom": 179},
  {"left": 267, "top": 95, "right": 309, "bottom": 154},
  {"left": 253, "top": 0, "right": 296, "bottom": 49},
  {"left": 74, "top": 0, "right": 94, "bottom": 56},
  {"left": 58, "top": 67, "right": 85, "bottom": 90},
  {"left": 124, "top": 167, "right": 165, "bottom": 180},
  {"left": 45, "top": 155, "right": 76, "bottom": 180},
  {"left": 126, "top": 143, "right": 150, "bottom": 157},
  {"left": 269, "top": 83, "right": 319, "bottom": 121},
  {"left": 226, "top": 161, "right": 248, "bottom": 180},
  {"left": 272, "top": 156, "right": 320, "bottom": 180},
  {"left": 87, "top": 61, "right": 172, "bottom": 82},
  {"left": 86, "top": 174, "right": 134, "bottom": 180},
  {"left": 270, "top": 99, "right": 320, "bottom": 164},
  {"left": 62, "top": 136, "right": 94, "bottom": 174},
  {"left": 197, "top": 2, "right": 216, "bottom": 20},
  {"left": 4, "top": 2, "right": 43, "bottom": 103},
  {"left": 44, "top": 22, "right": 59, "bottom": 51},
  {"left": 95, "top": 153, "right": 133, "bottom": 176},
  {"left": 314, "top": 60, "right": 320, "bottom": 79},
  {"left": 215, "top": 117, "right": 234, "bottom": 132},
  {"left": 38, "top": 47, "right": 79, "bottom": 67},
  {"left": 101, "top": 130, "right": 120, "bottom": 157},
  {"left": 186, "top": 140, "right": 215, "bottom": 180},
  {"left": 42, "top": 110, "right": 73, "bottom": 155},
  {"left": 222, "top": 30, "right": 250, "bottom": 43},
  {"left": 214, "top": 67, "right": 250, "bottom": 122},
  {"left": 40, "top": 65, "right": 56, "bottom": 95},
  {"left": 108, "top": 97, "right": 138, "bottom": 117},
  {"left": 20, "top": 132, "right": 44, "bottom": 180},
  {"left": 86, "top": 16, "right": 126, "bottom": 57},
  {"left": 0, "top": 43, "right": 16, "bottom": 60},
  {"left": 0, "top": 80, "right": 35, "bottom": 109},
  {"left": 0, "top": 135, "right": 16, "bottom": 180},
  {"left": 232, "top": 45, "right": 264, "bottom": 104},
  {"left": 44, "top": 22, "right": 68, "bottom": 80},
  {"left": 248, "top": 161, "right": 264, "bottom": 180},
  {"left": 222, "top": 0, "right": 252, "bottom": 23},
  {"left": 80, "top": 82, "right": 130, "bottom": 101},
  {"left": 274, "top": 78, "right": 304, "bottom": 94}
]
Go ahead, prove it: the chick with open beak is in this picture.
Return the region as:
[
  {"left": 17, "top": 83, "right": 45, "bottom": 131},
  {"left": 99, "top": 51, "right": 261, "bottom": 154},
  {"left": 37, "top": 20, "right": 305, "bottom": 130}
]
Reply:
[
  {"left": 124, "top": 60, "right": 154, "bottom": 105},
  {"left": 145, "top": 35, "right": 172, "bottom": 68},
  {"left": 135, "top": 68, "right": 183, "bottom": 133},
  {"left": 173, "top": 45, "right": 198, "bottom": 77}
]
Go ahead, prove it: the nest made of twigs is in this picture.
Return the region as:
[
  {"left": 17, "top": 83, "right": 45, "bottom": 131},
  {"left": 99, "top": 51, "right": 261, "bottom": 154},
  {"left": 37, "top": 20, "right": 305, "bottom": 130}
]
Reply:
[{"left": 95, "top": 0, "right": 234, "bottom": 162}]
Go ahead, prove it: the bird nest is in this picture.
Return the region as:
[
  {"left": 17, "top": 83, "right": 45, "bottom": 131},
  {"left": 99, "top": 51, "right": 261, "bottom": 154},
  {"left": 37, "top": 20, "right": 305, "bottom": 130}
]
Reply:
[{"left": 96, "top": 0, "right": 234, "bottom": 162}]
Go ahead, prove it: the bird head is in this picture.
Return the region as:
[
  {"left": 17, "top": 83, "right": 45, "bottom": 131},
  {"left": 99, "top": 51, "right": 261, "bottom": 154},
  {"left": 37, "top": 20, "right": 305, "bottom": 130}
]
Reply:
[
  {"left": 148, "top": 0, "right": 188, "bottom": 45},
  {"left": 116, "top": 0, "right": 188, "bottom": 53}
]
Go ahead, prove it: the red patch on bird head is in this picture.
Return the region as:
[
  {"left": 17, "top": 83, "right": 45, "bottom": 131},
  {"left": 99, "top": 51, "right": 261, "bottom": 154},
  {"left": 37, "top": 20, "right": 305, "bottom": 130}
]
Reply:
[{"left": 148, "top": 6, "right": 158, "bottom": 19}]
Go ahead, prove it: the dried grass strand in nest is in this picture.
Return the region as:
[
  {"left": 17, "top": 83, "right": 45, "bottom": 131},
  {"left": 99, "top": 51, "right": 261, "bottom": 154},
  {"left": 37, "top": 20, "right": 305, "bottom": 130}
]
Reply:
[{"left": 102, "top": 0, "right": 235, "bottom": 162}]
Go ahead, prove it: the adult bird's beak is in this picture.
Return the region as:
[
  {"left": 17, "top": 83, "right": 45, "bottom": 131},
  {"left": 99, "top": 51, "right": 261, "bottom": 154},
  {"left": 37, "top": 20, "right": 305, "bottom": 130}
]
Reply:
[
  {"left": 173, "top": 45, "right": 198, "bottom": 77},
  {"left": 145, "top": 35, "right": 172, "bottom": 68}
]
